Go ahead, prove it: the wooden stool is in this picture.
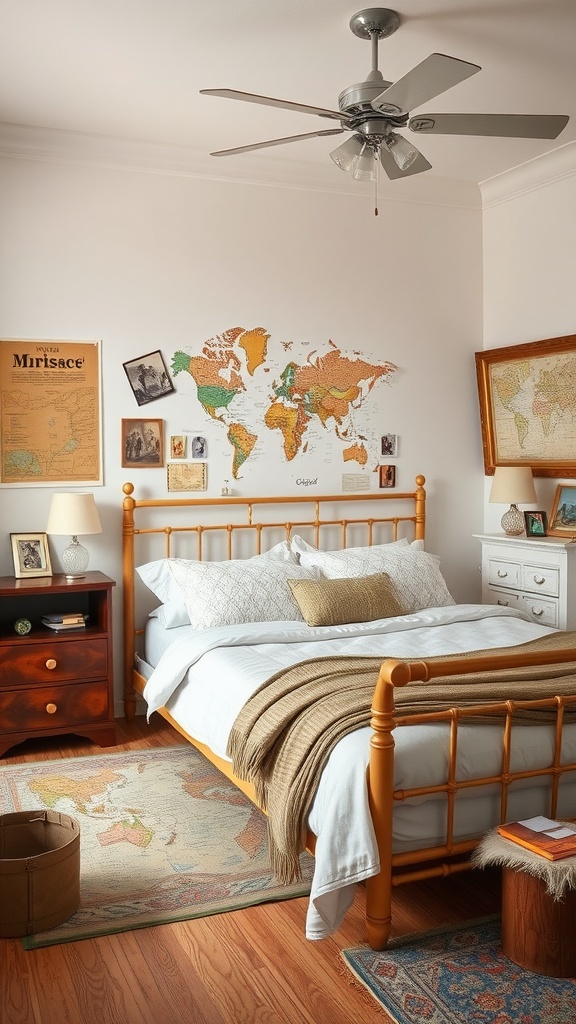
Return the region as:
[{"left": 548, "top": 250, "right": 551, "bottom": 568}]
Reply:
[{"left": 501, "top": 865, "right": 576, "bottom": 977}]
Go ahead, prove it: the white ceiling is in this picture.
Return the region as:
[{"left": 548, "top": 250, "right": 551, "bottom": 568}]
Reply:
[{"left": 1, "top": 0, "right": 575, "bottom": 193}]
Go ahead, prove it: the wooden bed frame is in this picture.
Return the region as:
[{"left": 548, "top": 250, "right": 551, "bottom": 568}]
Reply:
[{"left": 122, "top": 476, "right": 576, "bottom": 950}]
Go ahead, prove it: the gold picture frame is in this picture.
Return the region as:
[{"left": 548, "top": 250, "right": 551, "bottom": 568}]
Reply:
[
  {"left": 121, "top": 419, "right": 164, "bottom": 468},
  {"left": 475, "top": 334, "right": 576, "bottom": 478},
  {"left": 548, "top": 484, "right": 576, "bottom": 538},
  {"left": 11, "top": 532, "right": 53, "bottom": 578}
]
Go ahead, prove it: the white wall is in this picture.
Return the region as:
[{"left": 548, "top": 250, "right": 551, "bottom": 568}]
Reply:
[
  {"left": 481, "top": 151, "right": 576, "bottom": 530},
  {"left": 0, "top": 154, "right": 485, "bottom": 710}
]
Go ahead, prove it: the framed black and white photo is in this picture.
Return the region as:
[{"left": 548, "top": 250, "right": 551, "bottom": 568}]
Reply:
[
  {"left": 191, "top": 435, "right": 206, "bottom": 458},
  {"left": 381, "top": 434, "right": 398, "bottom": 457},
  {"left": 123, "top": 350, "right": 175, "bottom": 406},
  {"left": 11, "top": 532, "right": 52, "bottom": 578}
]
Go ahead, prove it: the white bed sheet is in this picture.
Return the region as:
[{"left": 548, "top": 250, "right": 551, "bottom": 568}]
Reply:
[{"left": 141, "top": 605, "right": 576, "bottom": 939}]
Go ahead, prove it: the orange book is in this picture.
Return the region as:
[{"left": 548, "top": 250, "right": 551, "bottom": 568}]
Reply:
[{"left": 497, "top": 816, "right": 576, "bottom": 861}]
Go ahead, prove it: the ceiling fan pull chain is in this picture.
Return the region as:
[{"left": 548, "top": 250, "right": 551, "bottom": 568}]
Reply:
[{"left": 374, "top": 170, "right": 378, "bottom": 216}]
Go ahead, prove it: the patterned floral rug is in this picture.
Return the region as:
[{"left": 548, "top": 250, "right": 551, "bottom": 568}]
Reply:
[
  {"left": 341, "top": 918, "right": 576, "bottom": 1023},
  {"left": 0, "top": 745, "right": 314, "bottom": 948}
]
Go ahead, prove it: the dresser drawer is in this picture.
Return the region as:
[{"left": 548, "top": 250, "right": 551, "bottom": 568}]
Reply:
[
  {"left": 520, "top": 564, "right": 560, "bottom": 597},
  {"left": 520, "top": 594, "right": 559, "bottom": 628},
  {"left": 487, "top": 559, "right": 520, "bottom": 590},
  {"left": 0, "top": 638, "right": 107, "bottom": 684},
  {"left": 0, "top": 679, "right": 110, "bottom": 733},
  {"left": 486, "top": 587, "right": 522, "bottom": 610}
]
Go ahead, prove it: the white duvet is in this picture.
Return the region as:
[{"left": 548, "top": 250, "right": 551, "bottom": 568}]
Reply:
[{"left": 142, "top": 604, "right": 574, "bottom": 940}]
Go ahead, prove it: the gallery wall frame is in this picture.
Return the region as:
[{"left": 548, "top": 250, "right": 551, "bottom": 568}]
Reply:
[
  {"left": 123, "top": 350, "right": 175, "bottom": 406},
  {"left": 475, "top": 334, "right": 576, "bottom": 478},
  {"left": 121, "top": 419, "right": 164, "bottom": 468}
]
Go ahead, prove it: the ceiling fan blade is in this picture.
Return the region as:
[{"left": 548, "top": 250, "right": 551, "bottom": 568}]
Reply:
[
  {"left": 372, "top": 53, "right": 481, "bottom": 116},
  {"left": 379, "top": 146, "right": 432, "bottom": 180},
  {"left": 409, "top": 112, "right": 569, "bottom": 139},
  {"left": 210, "top": 128, "right": 344, "bottom": 157},
  {"left": 200, "top": 89, "right": 350, "bottom": 123}
]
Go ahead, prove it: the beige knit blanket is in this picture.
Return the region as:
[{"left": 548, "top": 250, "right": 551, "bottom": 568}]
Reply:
[{"left": 226, "top": 631, "right": 576, "bottom": 884}]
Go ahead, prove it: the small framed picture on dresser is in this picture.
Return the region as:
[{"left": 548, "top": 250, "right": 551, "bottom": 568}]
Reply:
[
  {"left": 11, "top": 532, "right": 52, "bottom": 578},
  {"left": 523, "top": 511, "right": 548, "bottom": 537},
  {"left": 547, "top": 485, "right": 576, "bottom": 537}
]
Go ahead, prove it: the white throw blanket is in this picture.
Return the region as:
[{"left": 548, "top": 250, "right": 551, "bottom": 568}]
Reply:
[{"left": 142, "top": 604, "right": 563, "bottom": 939}]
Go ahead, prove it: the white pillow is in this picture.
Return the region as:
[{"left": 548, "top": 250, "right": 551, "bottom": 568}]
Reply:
[
  {"left": 291, "top": 541, "right": 454, "bottom": 614},
  {"left": 137, "top": 541, "right": 296, "bottom": 629},
  {"left": 168, "top": 557, "right": 318, "bottom": 631}
]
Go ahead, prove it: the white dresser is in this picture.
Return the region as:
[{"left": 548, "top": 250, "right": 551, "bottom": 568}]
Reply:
[{"left": 474, "top": 534, "right": 576, "bottom": 630}]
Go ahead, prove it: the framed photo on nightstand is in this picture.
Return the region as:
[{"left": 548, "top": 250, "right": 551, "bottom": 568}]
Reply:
[
  {"left": 523, "top": 511, "right": 547, "bottom": 537},
  {"left": 11, "top": 532, "right": 52, "bottom": 578}
]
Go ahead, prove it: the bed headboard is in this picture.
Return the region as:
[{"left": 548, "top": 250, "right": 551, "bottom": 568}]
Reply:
[{"left": 122, "top": 475, "right": 426, "bottom": 716}]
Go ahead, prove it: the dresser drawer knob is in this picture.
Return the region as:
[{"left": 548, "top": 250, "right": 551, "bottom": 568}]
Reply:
[
  {"left": 497, "top": 600, "right": 510, "bottom": 607},
  {"left": 497, "top": 570, "right": 508, "bottom": 578},
  {"left": 531, "top": 607, "right": 544, "bottom": 617},
  {"left": 533, "top": 576, "right": 546, "bottom": 586},
  {"left": 45, "top": 703, "right": 58, "bottom": 714},
  {"left": 45, "top": 658, "right": 57, "bottom": 670}
]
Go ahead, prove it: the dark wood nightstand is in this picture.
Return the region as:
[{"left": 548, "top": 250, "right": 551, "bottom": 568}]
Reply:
[{"left": 0, "top": 572, "right": 116, "bottom": 757}]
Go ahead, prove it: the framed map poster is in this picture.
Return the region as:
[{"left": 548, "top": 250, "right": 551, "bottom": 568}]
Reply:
[
  {"left": 475, "top": 334, "right": 576, "bottom": 478},
  {"left": 0, "top": 339, "right": 102, "bottom": 485}
]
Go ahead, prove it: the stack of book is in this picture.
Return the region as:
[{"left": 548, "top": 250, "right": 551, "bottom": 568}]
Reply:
[
  {"left": 41, "top": 612, "right": 87, "bottom": 632},
  {"left": 497, "top": 815, "right": 576, "bottom": 861}
]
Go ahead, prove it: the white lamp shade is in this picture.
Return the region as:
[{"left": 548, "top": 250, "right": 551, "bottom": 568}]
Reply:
[
  {"left": 489, "top": 467, "right": 537, "bottom": 505},
  {"left": 46, "top": 492, "right": 102, "bottom": 536}
]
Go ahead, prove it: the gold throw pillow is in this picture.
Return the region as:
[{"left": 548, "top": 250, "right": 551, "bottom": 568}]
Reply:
[{"left": 287, "top": 573, "right": 403, "bottom": 627}]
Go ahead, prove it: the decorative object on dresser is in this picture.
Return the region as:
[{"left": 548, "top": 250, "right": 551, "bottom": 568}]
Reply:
[
  {"left": 548, "top": 484, "right": 576, "bottom": 538},
  {"left": 523, "top": 510, "right": 547, "bottom": 537},
  {"left": 45, "top": 492, "right": 102, "bottom": 579},
  {"left": 10, "top": 532, "right": 52, "bottom": 580},
  {"left": 475, "top": 533, "right": 576, "bottom": 629},
  {"left": 0, "top": 571, "right": 116, "bottom": 757},
  {"left": 475, "top": 334, "right": 576, "bottom": 478},
  {"left": 488, "top": 466, "right": 537, "bottom": 536}
]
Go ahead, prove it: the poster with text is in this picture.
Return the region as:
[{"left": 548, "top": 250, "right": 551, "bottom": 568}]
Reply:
[{"left": 0, "top": 339, "right": 102, "bottom": 485}]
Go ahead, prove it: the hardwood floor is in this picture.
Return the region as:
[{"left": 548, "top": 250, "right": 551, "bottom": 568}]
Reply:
[{"left": 1, "top": 718, "right": 501, "bottom": 1024}]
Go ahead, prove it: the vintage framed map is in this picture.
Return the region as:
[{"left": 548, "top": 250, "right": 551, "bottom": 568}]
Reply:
[
  {"left": 0, "top": 339, "right": 102, "bottom": 485},
  {"left": 475, "top": 334, "right": 576, "bottom": 478}
]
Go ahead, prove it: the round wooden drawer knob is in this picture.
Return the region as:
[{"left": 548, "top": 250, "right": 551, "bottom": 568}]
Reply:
[
  {"left": 45, "top": 658, "right": 57, "bottom": 670},
  {"left": 45, "top": 703, "right": 58, "bottom": 715}
]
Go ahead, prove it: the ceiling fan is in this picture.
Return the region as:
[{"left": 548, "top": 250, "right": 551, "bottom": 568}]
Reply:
[{"left": 200, "top": 7, "right": 569, "bottom": 212}]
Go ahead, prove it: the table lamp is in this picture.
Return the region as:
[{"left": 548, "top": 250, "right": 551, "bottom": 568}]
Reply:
[
  {"left": 489, "top": 466, "right": 537, "bottom": 536},
  {"left": 46, "top": 492, "right": 102, "bottom": 578}
]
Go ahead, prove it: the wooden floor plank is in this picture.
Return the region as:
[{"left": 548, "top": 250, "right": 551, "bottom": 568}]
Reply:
[{"left": 0, "top": 718, "right": 501, "bottom": 1024}]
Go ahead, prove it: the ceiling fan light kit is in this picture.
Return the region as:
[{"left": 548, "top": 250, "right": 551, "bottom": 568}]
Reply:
[{"left": 200, "top": 7, "right": 569, "bottom": 215}]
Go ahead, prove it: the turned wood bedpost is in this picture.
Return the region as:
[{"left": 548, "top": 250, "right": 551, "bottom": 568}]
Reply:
[
  {"left": 414, "top": 474, "right": 426, "bottom": 542},
  {"left": 122, "top": 482, "right": 137, "bottom": 721},
  {"left": 365, "top": 660, "right": 404, "bottom": 949}
]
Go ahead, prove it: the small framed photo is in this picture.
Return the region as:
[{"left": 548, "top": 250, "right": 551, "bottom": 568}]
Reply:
[
  {"left": 523, "top": 510, "right": 548, "bottom": 537},
  {"left": 381, "top": 434, "right": 398, "bottom": 457},
  {"left": 379, "top": 464, "right": 396, "bottom": 488},
  {"left": 11, "top": 532, "right": 52, "bottom": 579},
  {"left": 191, "top": 435, "right": 206, "bottom": 458},
  {"left": 122, "top": 419, "right": 164, "bottom": 468},
  {"left": 548, "top": 485, "right": 576, "bottom": 537},
  {"left": 123, "top": 350, "right": 175, "bottom": 406},
  {"left": 170, "top": 434, "right": 186, "bottom": 459}
]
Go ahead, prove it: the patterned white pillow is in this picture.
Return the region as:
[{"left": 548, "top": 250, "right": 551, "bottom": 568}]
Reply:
[
  {"left": 138, "top": 541, "right": 297, "bottom": 628},
  {"left": 292, "top": 541, "right": 454, "bottom": 613},
  {"left": 168, "top": 557, "right": 318, "bottom": 631}
]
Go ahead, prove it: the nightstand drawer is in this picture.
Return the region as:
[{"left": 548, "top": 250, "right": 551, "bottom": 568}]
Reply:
[
  {"left": 520, "top": 594, "right": 559, "bottom": 628},
  {"left": 486, "top": 587, "right": 522, "bottom": 610},
  {"left": 520, "top": 564, "right": 560, "bottom": 597},
  {"left": 0, "top": 680, "right": 110, "bottom": 733},
  {"left": 487, "top": 559, "right": 520, "bottom": 589},
  {"left": 0, "top": 638, "right": 107, "bottom": 684}
]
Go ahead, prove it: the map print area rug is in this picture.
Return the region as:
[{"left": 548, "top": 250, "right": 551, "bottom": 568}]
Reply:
[
  {"left": 341, "top": 918, "right": 576, "bottom": 1024},
  {"left": 0, "top": 745, "right": 314, "bottom": 948}
]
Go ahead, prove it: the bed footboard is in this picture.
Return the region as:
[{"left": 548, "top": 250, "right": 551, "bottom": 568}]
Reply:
[{"left": 366, "top": 647, "right": 576, "bottom": 950}]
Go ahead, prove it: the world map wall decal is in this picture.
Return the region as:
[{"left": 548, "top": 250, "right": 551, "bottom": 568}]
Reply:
[{"left": 171, "top": 327, "right": 396, "bottom": 480}]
